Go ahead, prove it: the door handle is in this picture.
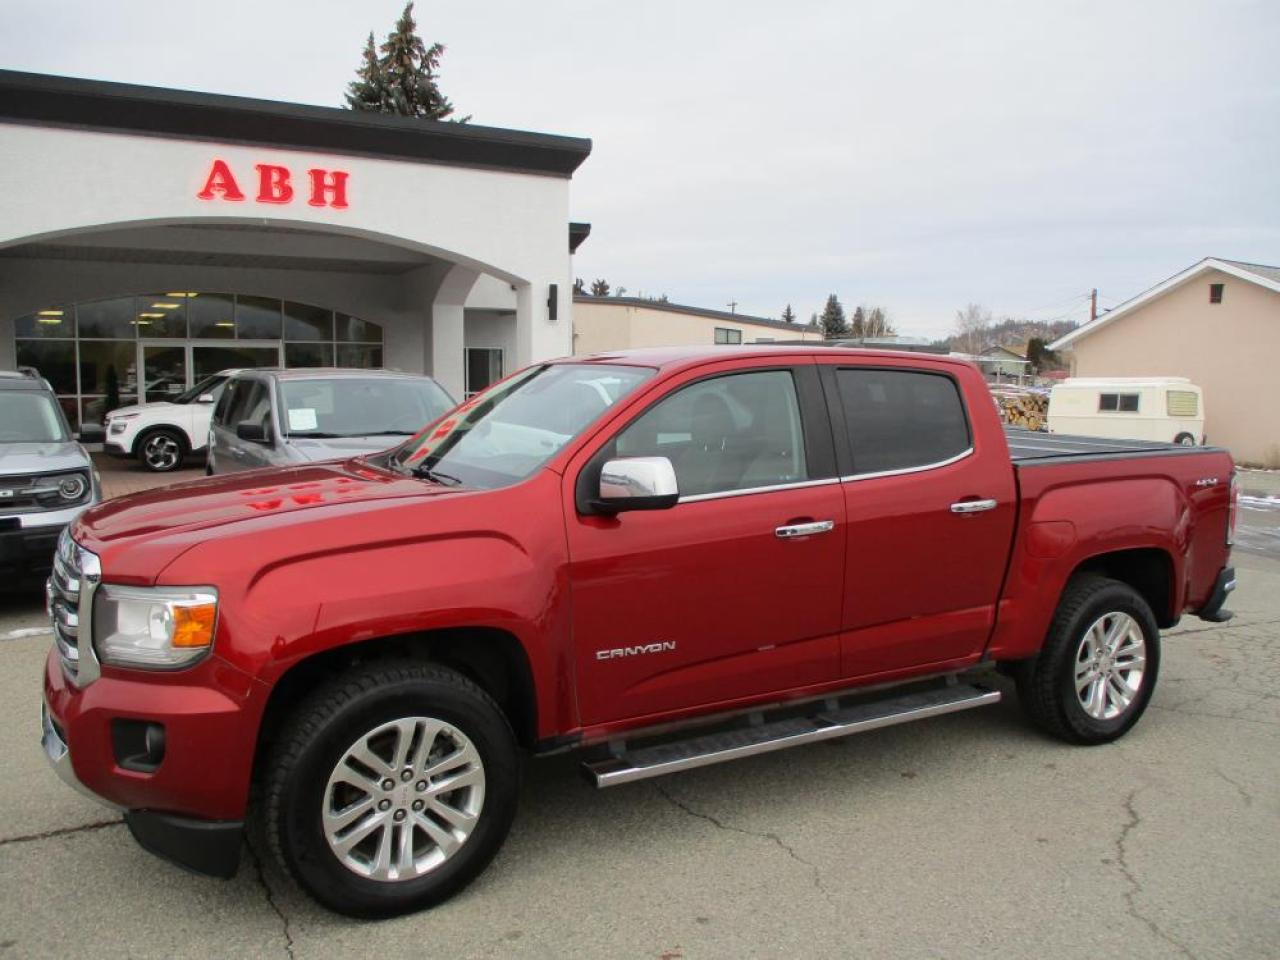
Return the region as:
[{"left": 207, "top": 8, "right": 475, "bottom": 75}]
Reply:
[
  {"left": 950, "top": 498, "right": 998, "bottom": 514},
  {"left": 775, "top": 520, "right": 835, "bottom": 539}
]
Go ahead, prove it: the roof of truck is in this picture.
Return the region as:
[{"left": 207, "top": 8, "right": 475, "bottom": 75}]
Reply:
[{"left": 572, "top": 345, "right": 973, "bottom": 372}]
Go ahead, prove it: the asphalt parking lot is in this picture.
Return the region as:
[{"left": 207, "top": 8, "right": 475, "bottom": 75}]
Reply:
[{"left": 0, "top": 532, "right": 1276, "bottom": 958}]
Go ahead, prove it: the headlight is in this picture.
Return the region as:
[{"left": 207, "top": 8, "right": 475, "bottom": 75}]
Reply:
[
  {"left": 57, "top": 474, "right": 87, "bottom": 500},
  {"left": 93, "top": 585, "right": 218, "bottom": 669}
]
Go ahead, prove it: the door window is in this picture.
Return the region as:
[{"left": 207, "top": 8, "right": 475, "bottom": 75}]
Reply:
[
  {"left": 214, "top": 377, "right": 259, "bottom": 428},
  {"left": 835, "top": 368, "right": 970, "bottom": 476},
  {"left": 614, "top": 370, "right": 808, "bottom": 497}
]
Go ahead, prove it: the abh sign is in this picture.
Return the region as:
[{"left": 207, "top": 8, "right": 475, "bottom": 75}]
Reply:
[{"left": 196, "top": 159, "right": 349, "bottom": 209}]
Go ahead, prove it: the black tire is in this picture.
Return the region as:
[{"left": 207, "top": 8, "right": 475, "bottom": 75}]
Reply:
[
  {"left": 135, "top": 427, "right": 187, "bottom": 473},
  {"left": 1016, "top": 575, "right": 1160, "bottom": 745},
  {"left": 1174, "top": 432, "right": 1196, "bottom": 446},
  {"left": 263, "top": 661, "right": 519, "bottom": 918}
]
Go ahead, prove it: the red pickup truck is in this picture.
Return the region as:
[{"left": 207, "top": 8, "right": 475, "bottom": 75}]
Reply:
[{"left": 41, "top": 346, "right": 1238, "bottom": 917}]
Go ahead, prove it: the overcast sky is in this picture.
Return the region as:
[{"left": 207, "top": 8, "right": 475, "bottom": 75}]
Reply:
[{"left": 2, "top": 0, "right": 1277, "bottom": 338}]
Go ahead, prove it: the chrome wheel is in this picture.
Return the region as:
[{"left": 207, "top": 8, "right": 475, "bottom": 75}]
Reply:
[
  {"left": 142, "top": 433, "right": 181, "bottom": 471},
  {"left": 1074, "top": 612, "right": 1147, "bottom": 720},
  {"left": 323, "top": 717, "right": 485, "bottom": 883}
]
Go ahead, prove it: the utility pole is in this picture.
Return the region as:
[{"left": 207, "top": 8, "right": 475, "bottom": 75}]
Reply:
[
  {"left": 1089, "top": 288, "right": 1097, "bottom": 324},
  {"left": 727, "top": 301, "right": 738, "bottom": 314}
]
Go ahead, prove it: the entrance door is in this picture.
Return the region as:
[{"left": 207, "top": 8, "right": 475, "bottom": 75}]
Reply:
[{"left": 141, "top": 344, "right": 188, "bottom": 403}]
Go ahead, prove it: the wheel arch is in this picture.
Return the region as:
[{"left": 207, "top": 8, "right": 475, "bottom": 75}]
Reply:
[
  {"left": 252, "top": 626, "right": 539, "bottom": 781},
  {"left": 1068, "top": 546, "right": 1177, "bottom": 628},
  {"left": 134, "top": 422, "right": 191, "bottom": 455}
]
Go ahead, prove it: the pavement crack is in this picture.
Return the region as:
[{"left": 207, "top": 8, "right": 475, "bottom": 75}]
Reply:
[
  {"left": 0, "top": 818, "right": 122, "bottom": 847},
  {"left": 247, "top": 843, "right": 297, "bottom": 960},
  {"left": 653, "top": 781, "right": 831, "bottom": 903},
  {"left": 1213, "top": 768, "right": 1253, "bottom": 807},
  {"left": 1113, "top": 789, "right": 1198, "bottom": 960}
]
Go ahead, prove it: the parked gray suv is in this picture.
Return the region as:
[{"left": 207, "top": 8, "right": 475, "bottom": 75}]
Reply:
[
  {"left": 207, "top": 368, "right": 454, "bottom": 474},
  {"left": 0, "top": 371, "right": 101, "bottom": 579}
]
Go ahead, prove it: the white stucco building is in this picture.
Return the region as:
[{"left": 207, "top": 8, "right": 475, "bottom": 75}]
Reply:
[{"left": 0, "top": 70, "right": 593, "bottom": 428}]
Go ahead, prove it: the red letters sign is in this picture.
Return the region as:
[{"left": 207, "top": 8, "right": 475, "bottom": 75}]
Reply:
[{"left": 196, "top": 159, "right": 349, "bottom": 209}]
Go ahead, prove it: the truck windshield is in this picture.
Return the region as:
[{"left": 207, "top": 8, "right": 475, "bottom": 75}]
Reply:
[
  {"left": 0, "top": 392, "right": 69, "bottom": 443},
  {"left": 392, "top": 363, "right": 654, "bottom": 489},
  {"left": 281, "top": 377, "right": 454, "bottom": 439}
]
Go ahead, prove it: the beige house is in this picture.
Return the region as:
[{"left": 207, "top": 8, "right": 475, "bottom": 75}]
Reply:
[
  {"left": 1049, "top": 258, "right": 1280, "bottom": 465},
  {"left": 572, "top": 297, "right": 823, "bottom": 354}
]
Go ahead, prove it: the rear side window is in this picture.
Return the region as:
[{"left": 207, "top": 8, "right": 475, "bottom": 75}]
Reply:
[
  {"left": 212, "top": 378, "right": 243, "bottom": 426},
  {"left": 835, "top": 369, "right": 970, "bottom": 476},
  {"left": 1167, "top": 390, "right": 1199, "bottom": 417}
]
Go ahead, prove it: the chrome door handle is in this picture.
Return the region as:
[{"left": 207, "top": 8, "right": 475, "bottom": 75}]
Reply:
[
  {"left": 950, "top": 499, "right": 998, "bottom": 514},
  {"left": 775, "top": 520, "right": 835, "bottom": 538}
]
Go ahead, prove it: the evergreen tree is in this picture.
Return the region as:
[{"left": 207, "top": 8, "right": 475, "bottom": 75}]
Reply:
[
  {"left": 572, "top": 278, "right": 585, "bottom": 295},
  {"left": 345, "top": 33, "right": 391, "bottom": 111},
  {"left": 781, "top": 304, "right": 796, "bottom": 324},
  {"left": 818, "top": 294, "right": 848, "bottom": 338},
  {"left": 590, "top": 279, "right": 611, "bottom": 297},
  {"left": 849, "top": 306, "right": 866, "bottom": 338},
  {"left": 346, "top": 3, "right": 467, "bottom": 121}
]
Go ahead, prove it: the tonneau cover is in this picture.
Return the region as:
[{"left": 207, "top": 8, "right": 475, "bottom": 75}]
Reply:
[{"left": 1004, "top": 427, "right": 1217, "bottom": 463}]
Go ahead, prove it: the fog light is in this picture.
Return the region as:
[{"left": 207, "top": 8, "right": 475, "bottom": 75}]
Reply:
[{"left": 111, "top": 719, "right": 166, "bottom": 772}]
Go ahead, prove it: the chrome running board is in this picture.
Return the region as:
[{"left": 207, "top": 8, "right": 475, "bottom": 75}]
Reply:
[{"left": 583, "top": 684, "right": 1000, "bottom": 788}]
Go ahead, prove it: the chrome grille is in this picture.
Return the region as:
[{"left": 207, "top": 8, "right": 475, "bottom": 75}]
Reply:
[{"left": 47, "top": 530, "right": 99, "bottom": 685}]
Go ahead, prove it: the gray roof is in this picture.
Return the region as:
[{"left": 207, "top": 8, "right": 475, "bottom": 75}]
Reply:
[
  {"left": 573, "top": 296, "right": 810, "bottom": 332},
  {"left": 1216, "top": 258, "right": 1280, "bottom": 285}
]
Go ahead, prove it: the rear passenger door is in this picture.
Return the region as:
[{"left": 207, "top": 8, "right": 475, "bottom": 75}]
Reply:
[
  {"left": 209, "top": 376, "right": 275, "bottom": 473},
  {"left": 819, "top": 360, "right": 1016, "bottom": 678}
]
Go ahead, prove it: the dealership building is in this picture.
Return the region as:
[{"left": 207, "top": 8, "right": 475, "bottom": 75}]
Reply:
[{"left": 0, "top": 70, "right": 592, "bottom": 428}]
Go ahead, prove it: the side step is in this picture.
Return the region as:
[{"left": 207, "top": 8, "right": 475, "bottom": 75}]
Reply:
[{"left": 583, "top": 684, "right": 1001, "bottom": 788}]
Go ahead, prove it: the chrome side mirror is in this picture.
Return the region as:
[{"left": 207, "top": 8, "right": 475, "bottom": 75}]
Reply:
[{"left": 596, "top": 457, "right": 679, "bottom": 513}]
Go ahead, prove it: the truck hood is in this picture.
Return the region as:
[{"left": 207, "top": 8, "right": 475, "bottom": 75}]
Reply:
[
  {"left": 0, "top": 440, "right": 91, "bottom": 474},
  {"left": 285, "top": 436, "right": 410, "bottom": 461},
  {"left": 73, "top": 458, "right": 456, "bottom": 580}
]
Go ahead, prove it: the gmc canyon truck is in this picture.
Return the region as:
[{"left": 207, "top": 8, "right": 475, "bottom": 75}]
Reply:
[{"left": 41, "top": 346, "right": 1238, "bottom": 917}]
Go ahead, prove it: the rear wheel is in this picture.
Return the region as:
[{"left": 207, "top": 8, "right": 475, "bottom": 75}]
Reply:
[
  {"left": 137, "top": 428, "right": 186, "bottom": 472},
  {"left": 1174, "top": 432, "right": 1196, "bottom": 446},
  {"left": 1016, "top": 575, "right": 1160, "bottom": 744},
  {"left": 263, "top": 661, "right": 518, "bottom": 918}
]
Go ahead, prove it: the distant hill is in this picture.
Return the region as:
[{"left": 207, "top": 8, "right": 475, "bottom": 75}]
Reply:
[{"left": 938, "top": 317, "right": 1079, "bottom": 354}]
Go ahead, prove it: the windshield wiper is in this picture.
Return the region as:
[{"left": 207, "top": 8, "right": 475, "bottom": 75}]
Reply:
[
  {"left": 357, "top": 430, "right": 416, "bottom": 436},
  {"left": 288, "top": 432, "right": 346, "bottom": 439},
  {"left": 410, "top": 464, "right": 464, "bottom": 486}
]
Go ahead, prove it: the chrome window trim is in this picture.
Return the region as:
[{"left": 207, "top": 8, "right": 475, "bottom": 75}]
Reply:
[
  {"left": 839, "top": 446, "right": 974, "bottom": 483},
  {"left": 678, "top": 476, "right": 840, "bottom": 504}
]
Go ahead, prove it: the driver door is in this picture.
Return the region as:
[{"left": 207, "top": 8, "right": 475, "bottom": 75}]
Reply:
[{"left": 565, "top": 362, "right": 846, "bottom": 727}]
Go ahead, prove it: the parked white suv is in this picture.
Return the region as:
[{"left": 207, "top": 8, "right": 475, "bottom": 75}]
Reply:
[{"left": 103, "top": 371, "right": 238, "bottom": 472}]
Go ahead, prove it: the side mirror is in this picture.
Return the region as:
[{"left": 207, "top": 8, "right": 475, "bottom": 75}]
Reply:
[
  {"left": 77, "top": 423, "right": 105, "bottom": 444},
  {"left": 595, "top": 457, "right": 679, "bottom": 513},
  {"left": 197, "top": 393, "right": 215, "bottom": 404},
  {"left": 236, "top": 420, "right": 270, "bottom": 444}
]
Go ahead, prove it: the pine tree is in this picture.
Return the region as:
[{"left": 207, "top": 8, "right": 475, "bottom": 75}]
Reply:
[
  {"left": 345, "top": 33, "right": 391, "bottom": 111},
  {"left": 590, "top": 279, "right": 611, "bottom": 297},
  {"left": 781, "top": 304, "right": 796, "bottom": 324},
  {"left": 818, "top": 294, "right": 848, "bottom": 338},
  {"left": 346, "top": 3, "right": 467, "bottom": 121},
  {"left": 850, "top": 306, "right": 866, "bottom": 338}
]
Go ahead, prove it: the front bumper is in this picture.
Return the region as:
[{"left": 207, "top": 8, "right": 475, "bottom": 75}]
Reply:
[
  {"left": 41, "top": 649, "right": 258, "bottom": 877},
  {"left": 0, "top": 502, "right": 93, "bottom": 575}
]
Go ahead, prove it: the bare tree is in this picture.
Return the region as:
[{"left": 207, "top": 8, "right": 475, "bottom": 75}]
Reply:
[
  {"left": 860, "top": 305, "right": 896, "bottom": 338},
  {"left": 953, "top": 303, "right": 992, "bottom": 355}
]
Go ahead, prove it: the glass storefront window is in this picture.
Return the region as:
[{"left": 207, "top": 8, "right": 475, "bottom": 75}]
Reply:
[
  {"left": 136, "top": 294, "right": 188, "bottom": 338},
  {"left": 56, "top": 397, "right": 80, "bottom": 432},
  {"left": 13, "top": 306, "right": 75, "bottom": 338},
  {"left": 77, "top": 298, "right": 138, "bottom": 339},
  {"left": 15, "top": 340, "right": 77, "bottom": 394},
  {"left": 188, "top": 293, "right": 236, "bottom": 339},
  {"left": 285, "top": 342, "right": 335, "bottom": 368},
  {"left": 79, "top": 341, "right": 139, "bottom": 415},
  {"left": 336, "top": 313, "right": 383, "bottom": 343},
  {"left": 236, "top": 296, "right": 283, "bottom": 339},
  {"left": 284, "top": 302, "right": 334, "bottom": 341},
  {"left": 337, "top": 344, "right": 383, "bottom": 368}
]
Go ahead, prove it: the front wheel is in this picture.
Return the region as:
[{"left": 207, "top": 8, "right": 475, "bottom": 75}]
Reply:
[
  {"left": 137, "top": 428, "right": 186, "bottom": 472},
  {"left": 263, "top": 661, "right": 519, "bottom": 917},
  {"left": 1016, "top": 575, "right": 1160, "bottom": 744}
]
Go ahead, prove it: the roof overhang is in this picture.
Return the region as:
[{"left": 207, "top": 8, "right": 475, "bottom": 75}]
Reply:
[
  {"left": 1049, "top": 257, "right": 1280, "bottom": 351},
  {"left": 0, "top": 70, "right": 592, "bottom": 178}
]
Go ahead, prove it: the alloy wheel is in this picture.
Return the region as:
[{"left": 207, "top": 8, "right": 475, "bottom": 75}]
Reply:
[
  {"left": 1073, "top": 612, "right": 1147, "bottom": 720},
  {"left": 143, "top": 434, "right": 181, "bottom": 471}
]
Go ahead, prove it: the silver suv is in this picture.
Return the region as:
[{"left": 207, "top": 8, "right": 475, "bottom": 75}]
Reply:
[
  {"left": 0, "top": 371, "right": 101, "bottom": 579},
  {"left": 207, "top": 368, "right": 454, "bottom": 474}
]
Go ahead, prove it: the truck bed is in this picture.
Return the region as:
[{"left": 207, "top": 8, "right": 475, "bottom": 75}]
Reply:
[{"left": 1004, "top": 427, "right": 1218, "bottom": 464}]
